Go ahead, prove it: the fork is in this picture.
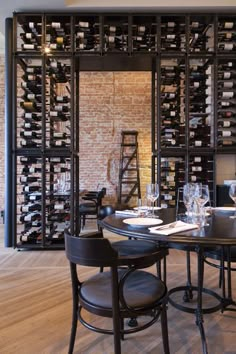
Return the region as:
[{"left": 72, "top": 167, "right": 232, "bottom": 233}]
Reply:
[{"left": 156, "top": 221, "right": 179, "bottom": 230}]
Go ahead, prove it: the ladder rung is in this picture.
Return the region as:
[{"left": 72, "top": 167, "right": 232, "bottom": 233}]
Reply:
[
  {"left": 121, "top": 143, "right": 137, "bottom": 147},
  {"left": 121, "top": 181, "right": 138, "bottom": 184}
]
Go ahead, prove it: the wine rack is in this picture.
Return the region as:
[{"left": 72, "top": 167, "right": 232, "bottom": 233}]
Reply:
[
  {"left": 103, "top": 15, "right": 128, "bottom": 52},
  {"left": 218, "top": 16, "right": 236, "bottom": 52},
  {"left": 189, "top": 15, "right": 214, "bottom": 53},
  {"left": 160, "top": 58, "right": 186, "bottom": 148},
  {"left": 75, "top": 16, "right": 100, "bottom": 52},
  {"left": 189, "top": 59, "right": 214, "bottom": 149},
  {"left": 7, "top": 12, "right": 236, "bottom": 248},
  {"left": 161, "top": 15, "right": 186, "bottom": 52},
  {"left": 217, "top": 59, "right": 236, "bottom": 147},
  {"left": 160, "top": 157, "right": 186, "bottom": 209},
  {"left": 132, "top": 16, "right": 157, "bottom": 52}
]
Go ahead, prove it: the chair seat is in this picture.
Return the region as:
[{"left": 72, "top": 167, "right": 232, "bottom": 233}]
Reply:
[
  {"left": 80, "top": 269, "right": 166, "bottom": 311},
  {"left": 112, "top": 239, "right": 159, "bottom": 257},
  {"left": 204, "top": 246, "right": 236, "bottom": 262}
]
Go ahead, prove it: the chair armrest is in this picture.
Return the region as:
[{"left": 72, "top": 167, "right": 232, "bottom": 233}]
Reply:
[{"left": 117, "top": 248, "right": 168, "bottom": 268}]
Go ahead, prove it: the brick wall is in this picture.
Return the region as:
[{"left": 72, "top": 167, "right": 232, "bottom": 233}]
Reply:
[
  {"left": 79, "top": 71, "right": 152, "bottom": 206},
  {"left": 0, "top": 54, "right": 5, "bottom": 210}
]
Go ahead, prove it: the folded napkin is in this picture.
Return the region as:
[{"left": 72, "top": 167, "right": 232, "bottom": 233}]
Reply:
[
  {"left": 148, "top": 220, "right": 199, "bottom": 235},
  {"left": 115, "top": 210, "right": 139, "bottom": 216}
]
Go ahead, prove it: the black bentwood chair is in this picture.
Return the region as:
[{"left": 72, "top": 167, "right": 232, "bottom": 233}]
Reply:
[{"left": 64, "top": 230, "right": 170, "bottom": 354}]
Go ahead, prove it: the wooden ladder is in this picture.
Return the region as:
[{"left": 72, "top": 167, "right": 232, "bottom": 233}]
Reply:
[{"left": 118, "top": 130, "right": 141, "bottom": 206}]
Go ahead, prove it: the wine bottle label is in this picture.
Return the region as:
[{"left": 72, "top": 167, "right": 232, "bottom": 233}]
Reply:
[
  {"left": 194, "top": 157, "right": 201, "bottom": 162},
  {"left": 164, "top": 194, "right": 172, "bottom": 200},
  {"left": 50, "top": 43, "right": 58, "bottom": 49},
  {"left": 109, "top": 26, "right": 116, "bottom": 32},
  {"left": 56, "top": 37, "right": 64, "bottom": 44},
  {"left": 26, "top": 33, "right": 33, "bottom": 39},
  {"left": 166, "top": 176, "right": 175, "bottom": 182},
  {"left": 222, "top": 91, "right": 234, "bottom": 98},
  {"left": 226, "top": 33, "right": 233, "bottom": 39},
  {"left": 170, "top": 111, "right": 176, "bottom": 117},
  {"left": 50, "top": 111, "right": 59, "bottom": 116},
  {"left": 54, "top": 203, "right": 64, "bottom": 210},
  {"left": 192, "top": 22, "right": 199, "bottom": 28},
  {"left": 51, "top": 22, "right": 61, "bottom": 29},
  {"left": 24, "top": 131, "right": 33, "bottom": 137},
  {"left": 224, "top": 81, "right": 233, "bottom": 88},
  {"left": 195, "top": 140, "right": 202, "bottom": 146},
  {"left": 20, "top": 176, "right": 28, "bottom": 183},
  {"left": 224, "top": 22, "right": 234, "bottom": 29},
  {"left": 167, "top": 22, "right": 175, "bottom": 27},
  {"left": 192, "top": 166, "right": 202, "bottom": 172},
  {"left": 138, "top": 26, "right": 145, "bottom": 33},
  {"left": 22, "top": 44, "right": 35, "bottom": 50},
  {"left": 222, "top": 130, "right": 232, "bottom": 137},
  {"left": 223, "top": 43, "right": 234, "bottom": 50},
  {"left": 193, "top": 82, "right": 200, "bottom": 89},
  {"left": 167, "top": 34, "right": 175, "bottom": 39},
  {"left": 221, "top": 101, "right": 230, "bottom": 106},
  {"left": 108, "top": 36, "right": 115, "bottom": 43},
  {"left": 223, "top": 121, "right": 230, "bottom": 127},
  {"left": 29, "top": 167, "right": 36, "bottom": 173},
  {"left": 54, "top": 105, "right": 63, "bottom": 111},
  {"left": 191, "top": 176, "right": 197, "bottom": 181},
  {"left": 79, "top": 21, "right": 89, "bottom": 28},
  {"left": 224, "top": 72, "right": 231, "bottom": 79},
  {"left": 79, "top": 43, "right": 85, "bottom": 49},
  {"left": 27, "top": 93, "right": 35, "bottom": 100},
  {"left": 77, "top": 32, "right": 84, "bottom": 38},
  {"left": 21, "top": 235, "right": 28, "bottom": 242},
  {"left": 29, "top": 22, "right": 35, "bottom": 29}
]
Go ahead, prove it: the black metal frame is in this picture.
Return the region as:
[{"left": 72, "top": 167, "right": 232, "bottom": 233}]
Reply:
[{"left": 5, "top": 11, "right": 236, "bottom": 248}]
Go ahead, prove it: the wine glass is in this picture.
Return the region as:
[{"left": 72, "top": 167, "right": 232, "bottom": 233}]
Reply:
[
  {"left": 193, "top": 184, "right": 210, "bottom": 226},
  {"left": 146, "top": 183, "right": 159, "bottom": 218},
  {"left": 183, "top": 183, "right": 197, "bottom": 222},
  {"left": 229, "top": 183, "right": 236, "bottom": 219}
]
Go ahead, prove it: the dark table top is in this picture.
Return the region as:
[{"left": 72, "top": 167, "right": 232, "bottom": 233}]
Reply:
[{"left": 100, "top": 208, "right": 236, "bottom": 246}]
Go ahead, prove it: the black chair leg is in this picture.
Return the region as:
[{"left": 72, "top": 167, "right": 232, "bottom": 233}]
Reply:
[
  {"left": 183, "top": 250, "right": 193, "bottom": 302},
  {"left": 160, "top": 303, "right": 170, "bottom": 354},
  {"left": 68, "top": 308, "right": 78, "bottom": 354}
]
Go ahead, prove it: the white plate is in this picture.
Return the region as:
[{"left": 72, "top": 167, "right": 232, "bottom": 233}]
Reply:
[
  {"left": 123, "top": 218, "right": 163, "bottom": 227},
  {"left": 133, "top": 206, "right": 162, "bottom": 211},
  {"left": 213, "top": 207, "right": 235, "bottom": 211}
]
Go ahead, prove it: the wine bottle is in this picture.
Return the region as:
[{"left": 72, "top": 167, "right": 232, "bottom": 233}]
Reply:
[
  {"left": 23, "top": 185, "right": 41, "bottom": 193},
  {"left": 218, "top": 118, "right": 236, "bottom": 127},
  {"left": 49, "top": 111, "right": 69, "bottom": 121},
  {"left": 218, "top": 43, "right": 236, "bottom": 51},
  {"left": 21, "top": 166, "right": 42, "bottom": 174},
  {"left": 20, "top": 156, "right": 41, "bottom": 164},
  {"left": 23, "top": 113, "right": 42, "bottom": 122},
  {"left": 20, "top": 101, "right": 42, "bottom": 112},
  {"left": 21, "top": 81, "right": 42, "bottom": 94},
  {"left": 28, "top": 193, "right": 42, "bottom": 201},
  {"left": 20, "top": 131, "right": 42, "bottom": 139},
  {"left": 53, "top": 166, "right": 70, "bottom": 173},
  {"left": 20, "top": 212, "right": 41, "bottom": 222},
  {"left": 21, "top": 203, "right": 41, "bottom": 212},
  {"left": 20, "top": 140, "right": 40, "bottom": 148},
  {"left": 20, "top": 229, "right": 42, "bottom": 244},
  {"left": 22, "top": 122, "right": 41, "bottom": 131},
  {"left": 20, "top": 176, "right": 40, "bottom": 183}
]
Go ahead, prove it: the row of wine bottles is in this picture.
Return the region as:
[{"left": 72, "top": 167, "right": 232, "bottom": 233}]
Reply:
[
  {"left": 19, "top": 58, "right": 71, "bottom": 149},
  {"left": 217, "top": 60, "right": 236, "bottom": 146},
  {"left": 17, "top": 156, "right": 71, "bottom": 245},
  {"left": 17, "top": 15, "right": 236, "bottom": 53},
  {"left": 160, "top": 156, "right": 214, "bottom": 208}
]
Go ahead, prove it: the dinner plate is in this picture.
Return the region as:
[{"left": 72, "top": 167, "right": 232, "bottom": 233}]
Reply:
[
  {"left": 213, "top": 207, "right": 235, "bottom": 212},
  {"left": 123, "top": 218, "right": 163, "bottom": 227},
  {"left": 133, "top": 206, "right": 162, "bottom": 211}
]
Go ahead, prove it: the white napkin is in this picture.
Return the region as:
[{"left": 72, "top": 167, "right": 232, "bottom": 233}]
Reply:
[
  {"left": 115, "top": 210, "right": 139, "bottom": 216},
  {"left": 149, "top": 220, "right": 199, "bottom": 235}
]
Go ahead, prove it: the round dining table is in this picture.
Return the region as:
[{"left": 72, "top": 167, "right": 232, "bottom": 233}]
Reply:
[{"left": 99, "top": 207, "right": 236, "bottom": 354}]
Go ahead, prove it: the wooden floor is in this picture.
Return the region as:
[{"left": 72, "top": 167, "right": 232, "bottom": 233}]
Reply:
[{"left": 0, "top": 222, "right": 236, "bottom": 354}]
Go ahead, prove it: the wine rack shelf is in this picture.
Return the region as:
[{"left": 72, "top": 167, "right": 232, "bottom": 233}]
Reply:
[{"left": 7, "top": 11, "right": 236, "bottom": 248}]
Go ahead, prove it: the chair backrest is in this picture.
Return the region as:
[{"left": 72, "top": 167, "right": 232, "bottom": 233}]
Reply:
[{"left": 64, "top": 229, "right": 118, "bottom": 267}]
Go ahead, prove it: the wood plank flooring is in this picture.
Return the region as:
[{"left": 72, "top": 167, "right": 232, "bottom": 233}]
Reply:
[{"left": 0, "top": 224, "right": 236, "bottom": 354}]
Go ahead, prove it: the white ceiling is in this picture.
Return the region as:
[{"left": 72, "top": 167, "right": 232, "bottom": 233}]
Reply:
[{"left": 1, "top": 0, "right": 236, "bottom": 53}]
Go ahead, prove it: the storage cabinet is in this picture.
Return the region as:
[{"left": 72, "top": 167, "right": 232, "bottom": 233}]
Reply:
[{"left": 7, "top": 11, "right": 236, "bottom": 248}]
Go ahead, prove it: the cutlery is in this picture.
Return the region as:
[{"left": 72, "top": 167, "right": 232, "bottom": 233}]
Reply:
[{"left": 155, "top": 221, "right": 179, "bottom": 230}]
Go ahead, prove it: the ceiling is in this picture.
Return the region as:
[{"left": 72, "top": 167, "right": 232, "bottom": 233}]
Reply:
[{"left": 1, "top": 0, "right": 236, "bottom": 53}]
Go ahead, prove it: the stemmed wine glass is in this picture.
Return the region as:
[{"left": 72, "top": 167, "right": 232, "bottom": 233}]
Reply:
[
  {"left": 193, "top": 184, "right": 210, "bottom": 226},
  {"left": 229, "top": 183, "right": 236, "bottom": 219},
  {"left": 183, "top": 183, "right": 198, "bottom": 222},
  {"left": 146, "top": 183, "right": 159, "bottom": 218}
]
